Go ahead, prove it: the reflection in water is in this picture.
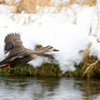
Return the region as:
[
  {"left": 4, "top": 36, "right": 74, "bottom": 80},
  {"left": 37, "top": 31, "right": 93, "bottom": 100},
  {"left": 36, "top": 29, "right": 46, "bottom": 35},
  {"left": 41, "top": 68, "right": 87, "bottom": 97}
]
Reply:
[{"left": 0, "top": 76, "right": 100, "bottom": 100}]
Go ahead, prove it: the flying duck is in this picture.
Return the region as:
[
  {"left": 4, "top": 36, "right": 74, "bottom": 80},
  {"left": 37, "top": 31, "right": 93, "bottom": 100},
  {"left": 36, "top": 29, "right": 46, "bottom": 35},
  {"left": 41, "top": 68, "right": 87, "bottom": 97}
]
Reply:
[{"left": 0, "top": 33, "right": 59, "bottom": 69}]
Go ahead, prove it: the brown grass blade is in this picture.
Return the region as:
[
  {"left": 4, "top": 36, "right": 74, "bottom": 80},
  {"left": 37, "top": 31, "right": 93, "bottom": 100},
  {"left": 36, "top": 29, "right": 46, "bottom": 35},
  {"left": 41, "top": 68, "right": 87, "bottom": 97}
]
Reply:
[
  {"left": 83, "top": 60, "right": 99, "bottom": 76},
  {"left": 82, "top": 43, "right": 92, "bottom": 61}
]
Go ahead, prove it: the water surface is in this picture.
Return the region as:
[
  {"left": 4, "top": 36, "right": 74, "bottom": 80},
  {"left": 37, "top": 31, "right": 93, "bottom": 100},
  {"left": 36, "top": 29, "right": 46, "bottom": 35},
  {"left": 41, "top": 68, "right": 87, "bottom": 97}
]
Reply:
[{"left": 0, "top": 76, "right": 100, "bottom": 100}]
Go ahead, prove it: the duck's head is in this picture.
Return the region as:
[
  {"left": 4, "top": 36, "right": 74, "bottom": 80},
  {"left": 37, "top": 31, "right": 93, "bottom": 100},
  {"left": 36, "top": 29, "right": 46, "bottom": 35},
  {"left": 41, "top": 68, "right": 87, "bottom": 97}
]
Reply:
[{"left": 44, "top": 45, "right": 59, "bottom": 52}]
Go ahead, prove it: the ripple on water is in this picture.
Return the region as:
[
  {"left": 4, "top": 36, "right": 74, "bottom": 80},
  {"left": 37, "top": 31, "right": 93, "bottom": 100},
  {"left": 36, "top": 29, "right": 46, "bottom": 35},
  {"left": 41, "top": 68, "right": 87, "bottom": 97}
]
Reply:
[{"left": 0, "top": 76, "right": 100, "bottom": 100}]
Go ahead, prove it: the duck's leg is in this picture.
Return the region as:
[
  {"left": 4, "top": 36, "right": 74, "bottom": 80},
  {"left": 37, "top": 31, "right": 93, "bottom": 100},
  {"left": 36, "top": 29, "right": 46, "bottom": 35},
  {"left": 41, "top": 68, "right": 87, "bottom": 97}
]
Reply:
[{"left": 1, "top": 64, "right": 11, "bottom": 70}]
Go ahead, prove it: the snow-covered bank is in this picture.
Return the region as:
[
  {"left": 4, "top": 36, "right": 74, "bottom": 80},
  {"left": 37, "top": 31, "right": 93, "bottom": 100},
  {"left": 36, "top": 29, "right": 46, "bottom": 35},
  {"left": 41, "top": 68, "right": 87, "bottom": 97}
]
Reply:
[{"left": 0, "top": 4, "right": 100, "bottom": 72}]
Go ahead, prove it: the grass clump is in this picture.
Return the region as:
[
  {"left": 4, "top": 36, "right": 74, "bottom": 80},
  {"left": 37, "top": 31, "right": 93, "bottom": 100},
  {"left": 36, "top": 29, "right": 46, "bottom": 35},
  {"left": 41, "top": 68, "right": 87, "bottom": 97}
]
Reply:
[
  {"left": 0, "top": 63, "right": 62, "bottom": 77},
  {"left": 1, "top": 59, "right": 99, "bottom": 78},
  {"left": 37, "top": 63, "right": 62, "bottom": 77},
  {"left": 63, "top": 67, "right": 83, "bottom": 77},
  {"left": 0, "top": 64, "right": 37, "bottom": 76},
  {"left": 75, "top": 56, "right": 100, "bottom": 78},
  {"left": 0, "top": 63, "right": 83, "bottom": 77},
  {"left": 77, "top": 43, "right": 100, "bottom": 78}
]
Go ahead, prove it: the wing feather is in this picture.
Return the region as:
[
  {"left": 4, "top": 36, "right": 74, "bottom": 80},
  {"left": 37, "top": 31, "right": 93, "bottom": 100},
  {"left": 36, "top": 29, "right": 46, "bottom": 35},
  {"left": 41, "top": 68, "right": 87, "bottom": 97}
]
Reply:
[{"left": 4, "top": 33, "right": 23, "bottom": 54}]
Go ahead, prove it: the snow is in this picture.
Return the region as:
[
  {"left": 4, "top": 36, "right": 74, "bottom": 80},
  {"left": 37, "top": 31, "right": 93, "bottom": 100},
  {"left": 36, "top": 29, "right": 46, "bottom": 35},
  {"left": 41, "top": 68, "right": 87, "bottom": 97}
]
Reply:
[{"left": 0, "top": 3, "right": 100, "bottom": 72}]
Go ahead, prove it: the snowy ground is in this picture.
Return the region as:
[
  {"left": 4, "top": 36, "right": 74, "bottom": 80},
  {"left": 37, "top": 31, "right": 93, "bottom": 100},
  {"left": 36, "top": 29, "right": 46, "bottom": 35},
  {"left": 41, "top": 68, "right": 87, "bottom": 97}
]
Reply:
[{"left": 0, "top": 4, "right": 100, "bottom": 72}]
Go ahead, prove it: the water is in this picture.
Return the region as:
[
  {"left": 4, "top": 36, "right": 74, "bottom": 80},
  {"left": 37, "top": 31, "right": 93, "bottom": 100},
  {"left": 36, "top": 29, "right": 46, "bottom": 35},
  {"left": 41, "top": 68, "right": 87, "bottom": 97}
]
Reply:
[{"left": 0, "top": 76, "right": 100, "bottom": 100}]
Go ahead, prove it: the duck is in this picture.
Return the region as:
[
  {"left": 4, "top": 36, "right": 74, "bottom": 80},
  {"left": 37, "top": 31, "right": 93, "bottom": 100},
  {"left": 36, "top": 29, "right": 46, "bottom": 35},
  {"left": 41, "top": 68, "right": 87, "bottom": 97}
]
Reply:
[{"left": 0, "top": 33, "right": 59, "bottom": 69}]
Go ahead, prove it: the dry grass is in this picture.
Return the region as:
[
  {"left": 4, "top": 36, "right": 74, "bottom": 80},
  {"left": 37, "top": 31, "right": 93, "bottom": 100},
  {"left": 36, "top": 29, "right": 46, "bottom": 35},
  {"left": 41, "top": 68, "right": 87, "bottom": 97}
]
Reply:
[
  {"left": 9, "top": 0, "right": 53, "bottom": 13},
  {"left": 82, "top": 0, "right": 96, "bottom": 6},
  {"left": 82, "top": 43, "right": 92, "bottom": 61},
  {"left": 81, "top": 56, "right": 100, "bottom": 78},
  {"left": 63, "top": 0, "right": 96, "bottom": 7},
  {"left": 0, "top": 0, "right": 6, "bottom": 4},
  {"left": 78, "top": 44, "right": 100, "bottom": 78},
  {"left": 78, "top": 42, "right": 100, "bottom": 78},
  {"left": 0, "top": 0, "right": 97, "bottom": 13},
  {"left": 83, "top": 59, "right": 99, "bottom": 76}
]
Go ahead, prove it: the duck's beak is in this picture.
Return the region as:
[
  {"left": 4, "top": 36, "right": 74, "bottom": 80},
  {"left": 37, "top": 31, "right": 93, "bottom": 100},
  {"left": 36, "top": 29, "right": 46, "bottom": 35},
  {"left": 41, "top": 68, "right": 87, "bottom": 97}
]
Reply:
[{"left": 53, "top": 49, "right": 59, "bottom": 52}]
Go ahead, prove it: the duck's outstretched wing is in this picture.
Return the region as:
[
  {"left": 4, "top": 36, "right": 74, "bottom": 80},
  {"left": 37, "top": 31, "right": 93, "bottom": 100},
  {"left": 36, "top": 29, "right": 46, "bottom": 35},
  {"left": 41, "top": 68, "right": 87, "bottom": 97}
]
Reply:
[
  {"left": 0, "top": 53, "right": 29, "bottom": 69},
  {"left": 4, "top": 33, "right": 23, "bottom": 54}
]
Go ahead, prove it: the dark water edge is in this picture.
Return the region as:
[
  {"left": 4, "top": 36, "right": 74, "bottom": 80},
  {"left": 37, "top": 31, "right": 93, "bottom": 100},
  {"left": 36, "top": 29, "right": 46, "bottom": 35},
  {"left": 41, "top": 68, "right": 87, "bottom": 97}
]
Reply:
[{"left": 0, "top": 76, "right": 100, "bottom": 100}]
